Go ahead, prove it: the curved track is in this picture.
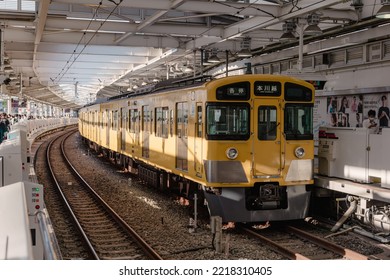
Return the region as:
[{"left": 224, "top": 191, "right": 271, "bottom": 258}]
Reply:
[{"left": 46, "top": 129, "right": 162, "bottom": 260}]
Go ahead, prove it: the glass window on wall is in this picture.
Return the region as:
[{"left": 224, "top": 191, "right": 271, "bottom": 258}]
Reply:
[{"left": 0, "top": 0, "right": 36, "bottom": 11}]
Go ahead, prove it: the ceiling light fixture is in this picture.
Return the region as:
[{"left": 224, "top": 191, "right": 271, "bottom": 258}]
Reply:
[
  {"left": 280, "top": 21, "right": 296, "bottom": 42},
  {"left": 237, "top": 36, "right": 252, "bottom": 58},
  {"left": 208, "top": 48, "right": 221, "bottom": 63},
  {"left": 202, "top": 50, "right": 213, "bottom": 65},
  {"left": 376, "top": 0, "right": 390, "bottom": 18},
  {"left": 304, "top": 14, "right": 322, "bottom": 36}
]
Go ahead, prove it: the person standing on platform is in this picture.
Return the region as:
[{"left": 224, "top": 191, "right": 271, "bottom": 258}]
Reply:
[
  {"left": 378, "top": 95, "right": 389, "bottom": 127},
  {"left": 0, "top": 113, "right": 7, "bottom": 144}
]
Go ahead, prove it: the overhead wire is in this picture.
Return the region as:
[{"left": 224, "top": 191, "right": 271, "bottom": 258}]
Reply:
[{"left": 51, "top": 0, "right": 123, "bottom": 84}]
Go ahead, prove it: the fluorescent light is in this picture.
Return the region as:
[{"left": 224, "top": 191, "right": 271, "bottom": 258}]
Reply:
[{"left": 376, "top": 2, "right": 390, "bottom": 19}]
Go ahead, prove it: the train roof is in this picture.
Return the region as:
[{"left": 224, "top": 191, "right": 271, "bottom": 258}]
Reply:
[{"left": 106, "top": 75, "right": 214, "bottom": 101}]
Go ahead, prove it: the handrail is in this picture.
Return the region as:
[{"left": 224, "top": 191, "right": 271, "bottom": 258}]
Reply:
[{"left": 36, "top": 210, "right": 63, "bottom": 260}]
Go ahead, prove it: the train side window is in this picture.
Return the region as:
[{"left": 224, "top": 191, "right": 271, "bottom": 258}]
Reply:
[
  {"left": 155, "top": 107, "right": 168, "bottom": 138},
  {"left": 162, "top": 107, "right": 169, "bottom": 138},
  {"left": 170, "top": 109, "right": 174, "bottom": 137},
  {"left": 133, "top": 109, "right": 139, "bottom": 133},
  {"left": 142, "top": 106, "right": 149, "bottom": 132},
  {"left": 258, "top": 106, "right": 277, "bottom": 140},
  {"left": 155, "top": 107, "right": 162, "bottom": 137},
  {"left": 127, "top": 110, "right": 133, "bottom": 132},
  {"left": 113, "top": 110, "right": 118, "bottom": 130},
  {"left": 107, "top": 110, "right": 110, "bottom": 129}
]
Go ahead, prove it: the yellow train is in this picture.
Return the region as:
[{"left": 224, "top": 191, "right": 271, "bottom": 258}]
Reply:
[{"left": 79, "top": 74, "right": 314, "bottom": 222}]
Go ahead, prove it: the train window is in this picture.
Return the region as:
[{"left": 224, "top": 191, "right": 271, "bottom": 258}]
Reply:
[
  {"left": 258, "top": 106, "right": 277, "bottom": 140},
  {"left": 106, "top": 110, "right": 110, "bottom": 128},
  {"left": 170, "top": 109, "right": 174, "bottom": 137},
  {"left": 285, "top": 83, "right": 312, "bottom": 101},
  {"left": 129, "top": 109, "right": 138, "bottom": 133},
  {"left": 113, "top": 110, "right": 118, "bottom": 130},
  {"left": 254, "top": 81, "right": 281, "bottom": 96},
  {"left": 162, "top": 107, "right": 168, "bottom": 138},
  {"left": 156, "top": 107, "right": 162, "bottom": 136},
  {"left": 155, "top": 107, "right": 169, "bottom": 138},
  {"left": 216, "top": 82, "right": 250, "bottom": 100},
  {"left": 206, "top": 102, "right": 250, "bottom": 140},
  {"left": 284, "top": 104, "right": 313, "bottom": 140},
  {"left": 176, "top": 102, "right": 188, "bottom": 138},
  {"left": 142, "top": 106, "right": 150, "bottom": 132}
]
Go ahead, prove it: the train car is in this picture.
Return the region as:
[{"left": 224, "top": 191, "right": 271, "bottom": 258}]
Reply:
[
  {"left": 79, "top": 74, "right": 315, "bottom": 223},
  {"left": 314, "top": 127, "right": 390, "bottom": 234}
]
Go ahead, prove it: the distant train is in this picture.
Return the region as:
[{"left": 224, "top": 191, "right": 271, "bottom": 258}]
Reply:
[{"left": 79, "top": 74, "right": 315, "bottom": 222}]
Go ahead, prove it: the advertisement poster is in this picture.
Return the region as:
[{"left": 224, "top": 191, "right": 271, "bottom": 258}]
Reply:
[{"left": 316, "top": 93, "right": 389, "bottom": 129}]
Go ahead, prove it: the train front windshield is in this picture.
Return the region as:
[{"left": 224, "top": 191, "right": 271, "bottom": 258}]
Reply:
[
  {"left": 284, "top": 104, "right": 313, "bottom": 140},
  {"left": 206, "top": 103, "right": 250, "bottom": 140}
]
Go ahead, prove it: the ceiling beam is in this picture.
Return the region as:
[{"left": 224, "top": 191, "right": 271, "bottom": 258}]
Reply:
[
  {"left": 185, "top": 0, "right": 347, "bottom": 51},
  {"left": 34, "top": 0, "right": 50, "bottom": 61},
  {"left": 115, "top": 0, "right": 187, "bottom": 44},
  {"left": 52, "top": 0, "right": 279, "bottom": 17}
]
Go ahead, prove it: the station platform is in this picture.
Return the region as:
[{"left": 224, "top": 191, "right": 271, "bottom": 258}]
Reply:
[{"left": 0, "top": 118, "right": 77, "bottom": 260}]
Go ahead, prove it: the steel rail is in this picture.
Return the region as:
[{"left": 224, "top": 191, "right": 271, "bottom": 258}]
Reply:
[
  {"left": 60, "top": 131, "right": 162, "bottom": 260},
  {"left": 46, "top": 128, "right": 99, "bottom": 259},
  {"left": 285, "top": 225, "right": 368, "bottom": 260}
]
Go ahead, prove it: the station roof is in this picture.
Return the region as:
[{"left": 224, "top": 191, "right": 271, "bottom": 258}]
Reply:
[{"left": 0, "top": 0, "right": 388, "bottom": 110}]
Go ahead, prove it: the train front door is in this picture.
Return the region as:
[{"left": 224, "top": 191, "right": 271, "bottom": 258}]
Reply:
[
  {"left": 252, "top": 99, "right": 282, "bottom": 178},
  {"left": 176, "top": 102, "right": 188, "bottom": 171}
]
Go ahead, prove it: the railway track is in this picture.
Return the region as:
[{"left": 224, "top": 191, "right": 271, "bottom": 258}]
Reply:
[
  {"left": 240, "top": 223, "right": 369, "bottom": 260},
  {"left": 45, "top": 129, "right": 162, "bottom": 260}
]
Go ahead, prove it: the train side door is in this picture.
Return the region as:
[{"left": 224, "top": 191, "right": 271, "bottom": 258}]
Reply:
[
  {"left": 252, "top": 99, "right": 281, "bottom": 177},
  {"left": 176, "top": 102, "right": 188, "bottom": 171},
  {"left": 142, "top": 105, "right": 150, "bottom": 158},
  {"left": 194, "top": 103, "right": 203, "bottom": 176}
]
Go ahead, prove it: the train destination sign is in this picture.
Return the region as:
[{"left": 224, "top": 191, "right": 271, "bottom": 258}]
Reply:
[
  {"left": 216, "top": 81, "right": 250, "bottom": 100},
  {"left": 254, "top": 81, "right": 281, "bottom": 96}
]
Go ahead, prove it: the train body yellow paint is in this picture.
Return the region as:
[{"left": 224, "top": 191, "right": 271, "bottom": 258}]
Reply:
[{"left": 79, "top": 74, "right": 315, "bottom": 222}]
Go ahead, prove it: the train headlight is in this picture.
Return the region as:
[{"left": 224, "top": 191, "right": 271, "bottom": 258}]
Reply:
[
  {"left": 294, "top": 147, "right": 305, "bottom": 158},
  {"left": 226, "top": 147, "right": 238, "bottom": 160}
]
